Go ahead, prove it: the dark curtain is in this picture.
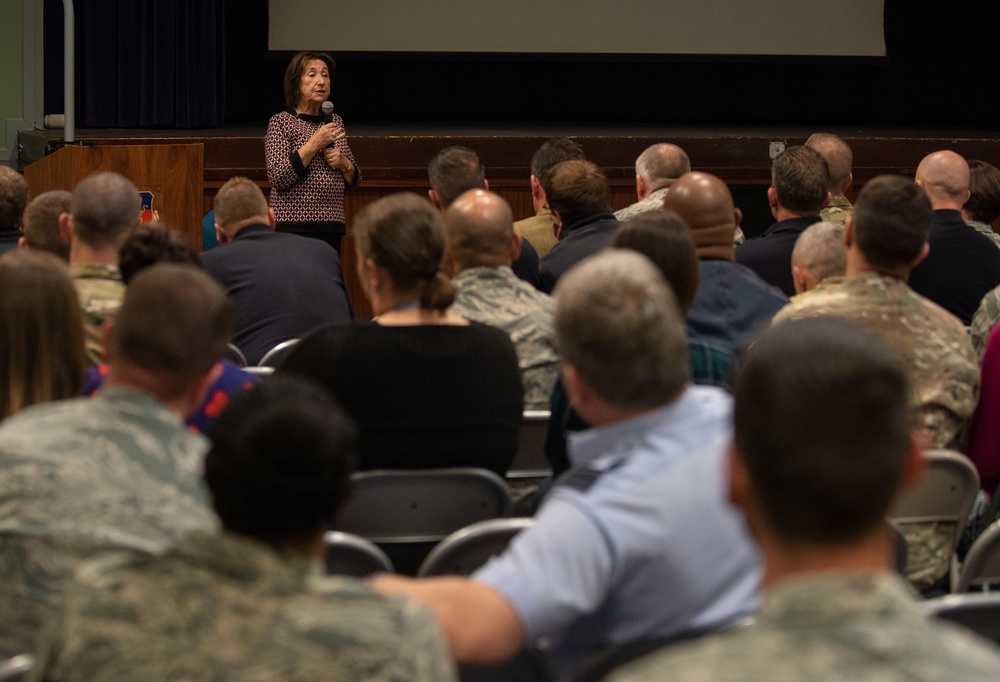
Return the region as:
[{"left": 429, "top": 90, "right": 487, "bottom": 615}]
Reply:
[{"left": 77, "top": 0, "right": 225, "bottom": 128}]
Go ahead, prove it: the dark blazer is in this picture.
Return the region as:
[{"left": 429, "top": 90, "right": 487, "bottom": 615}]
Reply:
[
  {"left": 537, "top": 212, "right": 619, "bottom": 294},
  {"left": 735, "top": 216, "right": 821, "bottom": 297},
  {"left": 201, "top": 223, "right": 353, "bottom": 365},
  {"left": 908, "top": 209, "right": 1000, "bottom": 325}
]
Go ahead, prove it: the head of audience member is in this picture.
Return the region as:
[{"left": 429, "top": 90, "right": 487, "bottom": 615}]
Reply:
[
  {"left": 768, "top": 146, "right": 831, "bottom": 220},
  {"left": 204, "top": 375, "right": 357, "bottom": 556},
  {"left": 542, "top": 160, "right": 612, "bottom": 237},
  {"left": 0, "top": 166, "right": 28, "bottom": 234},
  {"left": 443, "top": 189, "right": 520, "bottom": 274},
  {"left": 732, "top": 317, "right": 919, "bottom": 583},
  {"left": 62, "top": 172, "right": 140, "bottom": 259},
  {"left": 19, "top": 190, "right": 72, "bottom": 260},
  {"left": 104, "top": 263, "right": 232, "bottom": 416},
  {"left": 214, "top": 177, "right": 275, "bottom": 243},
  {"left": 354, "top": 192, "right": 455, "bottom": 315},
  {"left": 790, "top": 221, "right": 846, "bottom": 294},
  {"left": 663, "top": 171, "right": 743, "bottom": 262},
  {"left": 963, "top": 159, "right": 1000, "bottom": 226},
  {"left": 427, "top": 146, "right": 487, "bottom": 211},
  {"left": 283, "top": 50, "right": 336, "bottom": 110},
  {"left": 805, "top": 133, "right": 853, "bottom": 196},
  {"left": 118, "top": 222, "right": 201, "bottom": 284},
  {"left": 845, "top": 175, "right": 932, "bottom": 281},
  {"left": 915, "top": 150, "right": 970, "bottom": 211},
  {"left": 612, "top": 210, "right": 699, "bottom": 314},
  {"left": 633, "top": 143, "right": 691, "bottom": 200},
  {"left": 554, "top": 249, "right": 688, "bottom": 427},
  {"left": 529, "top": 138, "right": 587, "bottom": 214},
  {"left": 0, "top": 250, "right": 86, "bottom": 420}
]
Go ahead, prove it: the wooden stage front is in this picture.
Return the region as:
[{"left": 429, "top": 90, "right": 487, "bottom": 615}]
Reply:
[{"left": 19, "top": 124, "right": 1000, "bottom": 319}]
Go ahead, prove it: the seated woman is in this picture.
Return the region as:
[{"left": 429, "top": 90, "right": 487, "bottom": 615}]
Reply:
[{"left": 278, "top": 193, "right": 522, "bottom": 476}]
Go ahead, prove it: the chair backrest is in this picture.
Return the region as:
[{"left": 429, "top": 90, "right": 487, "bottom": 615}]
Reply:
[
  {"left": 258, "top": 338, "right": 300, "bottom": 367},
  {"left": 0, "top": 655, "right": 33, "bottom": 682},
  {"left": 338, "top": 468, "right": 513, "bottom": 542},
  {"left": 224, "top": 342, "right": 247, "bottom": 367},
  {"left": 889, "top": 449, "right": 980, "bottom": 550},
  {"left": 507, "top": 410, "right": 552, "bottom": 479},
  {"left": 925, "top": 593, "right": 1000, "bottom": 644},
  {"left": 956, "top": 519, "right": 1000, "bottom": 592},
  {"left": 323, "top": 531, "right": 394, "bottom": 577},
  {"left": 418, "top": 517, "right": 534, "bottom": 577},
  {"left": 242, "top": 366, "right": 275, "bottom": 378}
]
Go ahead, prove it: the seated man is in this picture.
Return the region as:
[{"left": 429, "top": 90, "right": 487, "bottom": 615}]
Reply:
[
  {"left": 19, "top": 190, "right": 72, "bottom": 261},
  {"left": 614, "top": 142, "right": 690, "bottom": 221},
  {"left": 514, "top": 138, "right": 587, "bottom": 257},
  {"left": 445, "top": 189, "right": 558, "bottom": 410},
  {"left": 805, "top": 132, "right": 854, "bottom": 226},
  {"left": 376, "top": 250, "right": 760, "bottom": 677},
  {"left": 789, "top": 221, "right": 846, "bottom": 297},
  {"left": 34, "top": 376, "right": 456, "bottom": 681},
  {"left": 610, "top": 317, "right": 1000, "bottom": 681},
  {"left": 0, "top": 264, "right": 227, "bottom": 658}
]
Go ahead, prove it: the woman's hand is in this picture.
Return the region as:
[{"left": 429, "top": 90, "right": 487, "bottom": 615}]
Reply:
[{"left": 299, "top": 123, "right": 345, "bottom": 166}]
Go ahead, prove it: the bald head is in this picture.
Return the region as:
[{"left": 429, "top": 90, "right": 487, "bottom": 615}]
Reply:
[
  {"left": 444, "top": 189, "right": 516, "bottom": 270},
  {"left": 663, "top": 172, "right": 741, "bottom": 261},
  {"left": 635, "top": 143, "right": 691, "bottom": 190},
  {"left": 915, "top": 150, "right": 970, "bottom": 210},
  {"left": 805, "top": 133, "right": 853, "bottom": 195}
]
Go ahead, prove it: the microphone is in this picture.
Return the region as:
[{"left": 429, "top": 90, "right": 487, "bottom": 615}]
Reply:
[{"left": 321, "top": 101, "right": 334, "bottom": 122}]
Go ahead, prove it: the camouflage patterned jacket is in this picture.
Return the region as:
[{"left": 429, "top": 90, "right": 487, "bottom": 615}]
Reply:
[
  {"left": 450, "top": 266, "right": 558, "bottom": 410},
  {"left": 820, "top": 193, "right": 853, "bottom": 227},
  {"left": 35, "top": 532, "right": 457, "bottom": 682},
  {"left": 970, "top": 283, "right": 1000, "bottom": 360},
  {"left": 609, "top": 574, "right": 1000, "bottom": 682},
  {"left": 0, "top": 388, "right": 216, "bottom": 659},
  {"left": 774, "top": 272, "right": 979, "bottom": 450},
  {"left": 70, "top": 263, "right": 126, "bottom": 366},
  {"left": 968, "top": 219, "right": 1000, "bottom": 250}
]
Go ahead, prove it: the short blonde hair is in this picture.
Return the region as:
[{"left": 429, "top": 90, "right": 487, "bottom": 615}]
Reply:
[{"left": 214, "top": 177, "right": 270, "bottom": 231}]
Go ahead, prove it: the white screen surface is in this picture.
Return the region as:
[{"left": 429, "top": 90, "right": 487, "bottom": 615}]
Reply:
[{"left": 268, "top": 0, "right": 886, "bottom": 57}]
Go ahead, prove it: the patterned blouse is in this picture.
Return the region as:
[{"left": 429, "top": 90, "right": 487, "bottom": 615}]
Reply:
[{"left": 264, "top": 109, "right": 361, "bottom": 228}]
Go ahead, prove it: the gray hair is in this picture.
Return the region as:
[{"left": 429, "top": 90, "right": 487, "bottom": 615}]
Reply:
[
  {"left": 554, "top": 249, "right": 689, "bottom": 409},
  {"left": 791, "top": 221, "right": 846, "bottom": 283},
  {"left": 71, "top": 172, "right": 140, "bottom": 247},
  {"left": 635, "top": 143, "right": 691, "bottom": 189}
]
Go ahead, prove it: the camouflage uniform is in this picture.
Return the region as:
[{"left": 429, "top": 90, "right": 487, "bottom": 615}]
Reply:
[
  {"left": 34, "top": 532, "right": 457, "bottom": 682},
  {"left": 970, "top": 283, "right": 1000, "bottom": 360},
  {"left": 0, "top": 387, "right": 216, "bottom": 659},
  {"left": 820, "top": 193, "right": 853, "bottom": 227},
  {"left": 609, "top": 574, "right": 1000, "bottom": 682},
  {"left": 70, "top": 263, "right": 126, "bottom": 366},
  {"left": 773, "top": 272, "right": 980, "bottom": 589},
  {"left": 450, "top": 266, "right": 558, "bottom": 410},
  {"left": 614, "top": 188, "right": 746, "bottom": 244},
  {"left": 968, "top": 219, "right": 1000, "bottom": 250},
  {"left": 514, "top": 208, "right": 558, "bottom": 257},
  {"left": 788, "top": 275, "right": 846, "bottom": 303}
]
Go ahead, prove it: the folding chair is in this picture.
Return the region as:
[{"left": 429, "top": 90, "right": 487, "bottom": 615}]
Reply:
[
  {"left": 224, "top": 342, "right": 247, "bottom": 367},
  {"left": 418, "top": 517, "right": 534, "bottom": 577},
  {"left": 925, "top": 593, "right": 1000, "bottom": 644},
  {"left": 257, "top": 338, "right": 300, "bottom": 367},
  {"left": 507, "top": 410, "right": 552, "bottom": 480},
  {"left": 323, "top": 531, "right": 394, "bottom": 577},
  {"left": 956, "top": 519, "right": 1000, "bottom": 593},
  {"left": 337, "top": 468, "right": 513, "bottom": 575}
]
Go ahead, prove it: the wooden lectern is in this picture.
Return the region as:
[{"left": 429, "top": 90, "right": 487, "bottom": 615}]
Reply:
[{"left": 24, "top": 144, "right": 204, "bottom": 249}]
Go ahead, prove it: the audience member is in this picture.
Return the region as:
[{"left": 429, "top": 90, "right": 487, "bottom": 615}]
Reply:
[
  {"left": 444, "top": 189, "right": 558, "bottom": 410},
  {"left": 0, "top": 166, "right": 27, "bottom": 257},
  {"left": 537, "top": 160, "right": 618, "bottom": 292},
  {"left": 375, "top": 250, "right": 760, "bottom": 677},
  {"left": 614, "top": 143, "right": 690, "bottom": 222},
  {"left": 968, "top": 324, "right": 1000, "bottom": 495},
  {"left": 514, "top": 137, "right": 586, "bottom": 257},
  {"left": 909, "top": 150, "right": 1000, "bottom": 324},
  {"left": 805, "top": 132, "right": 854, "bottom": 226},
  {"left": 610, "top": 317, "right": 1000, "bottom": 682},
  {"left": 34, "top": 376, "right": 457, "bottom": 681},
  {"left": 0, "top": 250, "right": 85, "bottom": 420},
  {"left": 963, "top": 159, "right": 1000, "bottom": 248},
  {"left": 201, "top": 176, "right": 353, "bottom": 365},
  {"left": 83, "top": 223, "right": 257, "bottom": 435},
  {"left": 428, "top": 145, "right": 541, "bottom": 287},
  {"left": 971, "top": 284, "right": 1000, "bottom": 359},
  {"left": 278, "top": 192, "right": 522, "bottom": 476},
  {"left": 0, "top": 264, "right": 229, "bottom": 658},
  {"left": 773, "top": 175, "right": 978, "bottom": 589},
  {"left": 19, "top": 189, "right": 71, "bottom": 260},
  {"left": 59, "top": 171, "right": 139, "bottom": 365},
  {"left": 790, "top": 221, "right": 846, "bottom": 296},
  {"left": 663, "top": 171, "right": 787, "bottom": 352},
  {"left": 736, "top": 146, "right": 829, "bottom": 296}
]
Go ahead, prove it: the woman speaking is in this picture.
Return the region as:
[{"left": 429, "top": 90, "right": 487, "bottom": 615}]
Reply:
[{"left": 265, "top": 51, "right": 360, "bottom": 253}]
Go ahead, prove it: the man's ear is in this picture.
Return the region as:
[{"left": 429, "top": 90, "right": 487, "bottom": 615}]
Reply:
[
  {"left": 821, "top": 191, "right": 831, "bottom": 210},
  {"left": 843, "top": 216, "right": 854, "bottom": 248},
  {"left": 562, "top": 364, "right": 592, "bottom": 414},
  {"left": 483, "top": 179, "right": 490, "bottom": 191},
  {"left": 734, "top": 207, "right": 744, "bottom": 228},
  {"left": 530, "top": 175, "right": 543, "bottom": 200},
  {"left": 510, "top": 231, "right": 523, "bottom": 263},
  {"left": 909, "top": 242, "right": 931, "bottom": 270},
  {"left": 267, "top": 207, "right": 277, "bottom": 230},
  {"left": 636, "top": 174, "right": 647, "bottom": 200},
  {"left": 791, "top": 265, "right": 808, "bottom": 295},
  {"left": 17, "top": 235, "right": 27, "bottom": 250},
  {"left": 58, "top": 212, "right": 73, "bottom": 244},
  {"left": 550, "top": 210, "right": 564, "bottom": 239},
  {"left": 428, "top": 190, "right": 443, "bottom": 212},
  {"left": 214, "top": 224, "right": 229, "bottom": 245},
  {"left": 767, "top": 187, "right": 779, "bottom": 211}
]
